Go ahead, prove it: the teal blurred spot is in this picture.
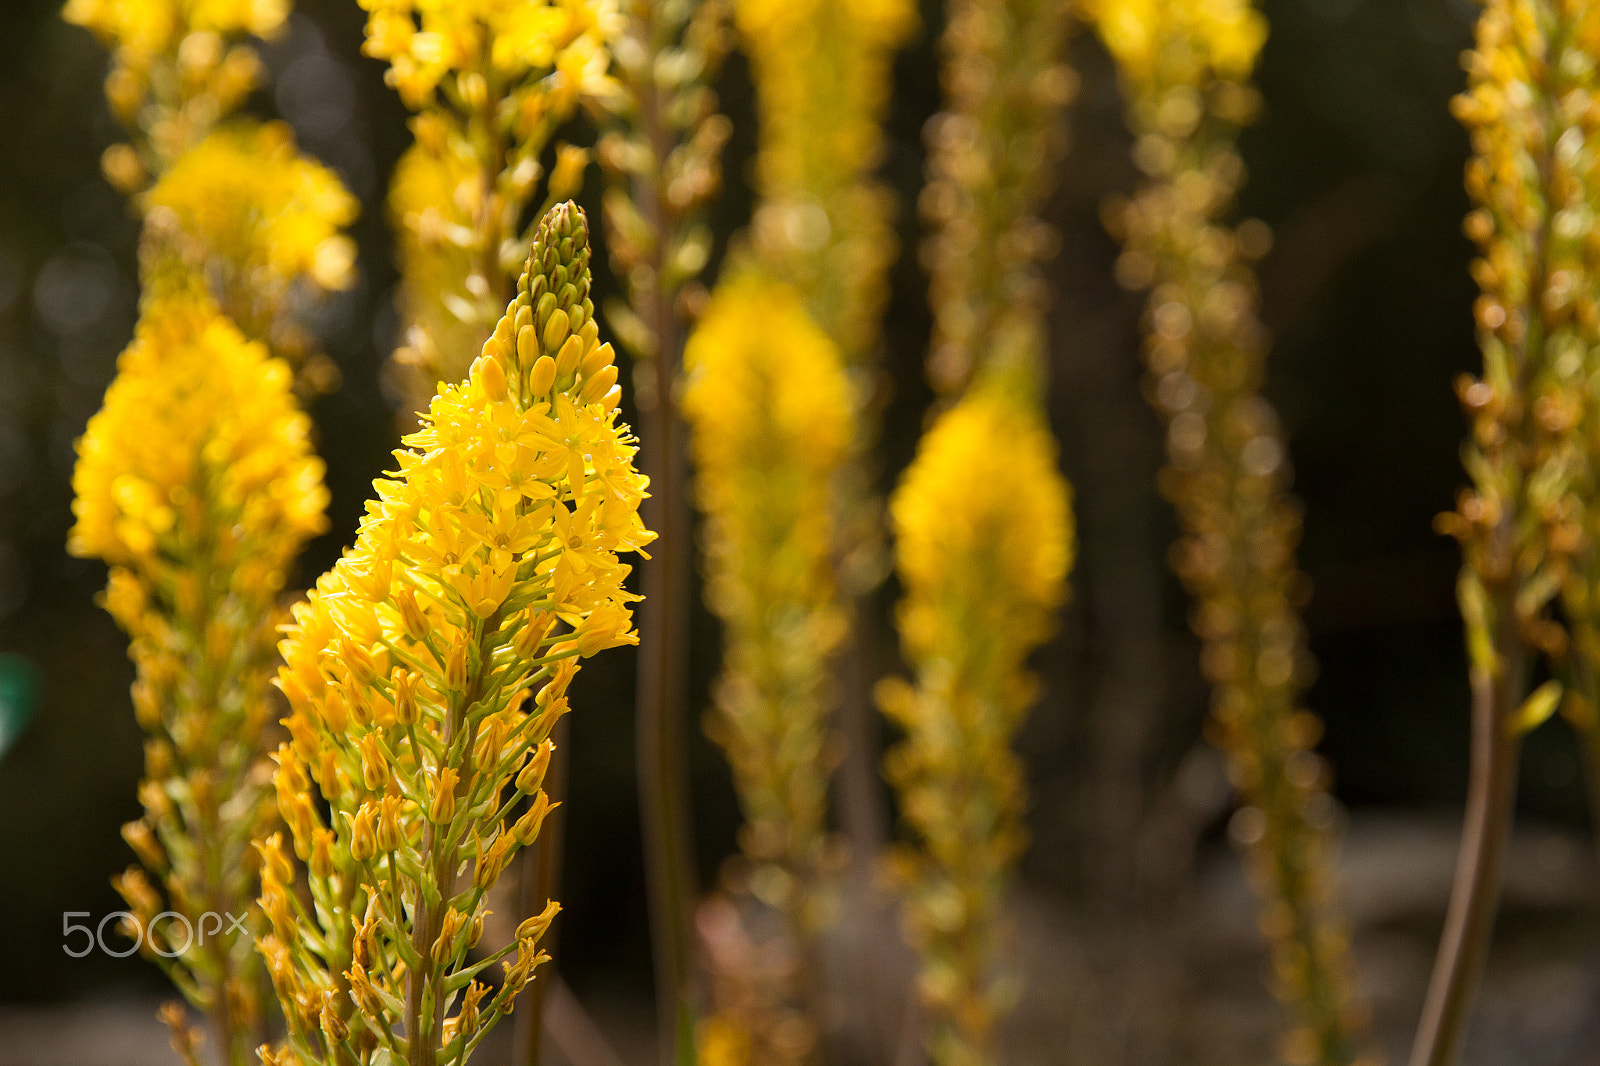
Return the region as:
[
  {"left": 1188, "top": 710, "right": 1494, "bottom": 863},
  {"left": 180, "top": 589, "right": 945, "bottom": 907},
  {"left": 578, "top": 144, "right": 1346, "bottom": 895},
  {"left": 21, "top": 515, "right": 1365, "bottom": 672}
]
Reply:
[{"left": 0, "top": 652, "right": 41, "bottom": 759}]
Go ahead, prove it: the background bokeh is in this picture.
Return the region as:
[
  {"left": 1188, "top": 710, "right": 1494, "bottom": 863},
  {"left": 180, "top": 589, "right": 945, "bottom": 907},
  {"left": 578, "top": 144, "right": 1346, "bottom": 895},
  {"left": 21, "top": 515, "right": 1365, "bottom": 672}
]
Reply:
[{"left": 1, "top": 0, "right": 1596, "bottom": 1062}]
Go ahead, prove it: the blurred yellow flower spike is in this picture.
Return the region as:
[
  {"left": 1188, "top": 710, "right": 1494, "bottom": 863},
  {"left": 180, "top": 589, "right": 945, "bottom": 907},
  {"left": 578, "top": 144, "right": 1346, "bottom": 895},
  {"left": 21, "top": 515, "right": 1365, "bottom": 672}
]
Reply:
[
  {"left": 1086, "top": 0, "right": 1267, "bottom": 85},
  {"left": 146, "top": 120, "right": 359, "bottom": 344},
  {"left": 1093, "top": 1, "right": 1371, "bottom": 1063},
  {"left": 734, "top": 0, "right": 913, "bottom": 360},
  {"left": 363, "top": 0, "right": 624, "bottom": 415},
  {"left": 681, "top": 273, "right": 853, "bottom": 1064},
  {"left": 921, "top": 0, "right": 1075, "bottom": 397},
  {"left": 63, "top": 0, "right": 288, "bottom": 177},
  {"left": 67, "top": 279, "right": 328, "bottom": 1066},
  {"left": 263, "top": 204, "right": 653, "bottom": 1066},
  {"left": 879, "top": 387, "right": 1071, "bottom": 1066}
]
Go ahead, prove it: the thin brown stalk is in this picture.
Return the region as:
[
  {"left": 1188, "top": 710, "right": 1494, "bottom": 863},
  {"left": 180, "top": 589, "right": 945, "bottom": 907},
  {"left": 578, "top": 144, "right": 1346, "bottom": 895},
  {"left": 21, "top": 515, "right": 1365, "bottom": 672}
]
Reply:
[
  {"left": 1408, "top": 647, "right": 1525, "bottom": 1066},
  {"left": 631, "top": 10, "right": 699, "bottom": 1061}
]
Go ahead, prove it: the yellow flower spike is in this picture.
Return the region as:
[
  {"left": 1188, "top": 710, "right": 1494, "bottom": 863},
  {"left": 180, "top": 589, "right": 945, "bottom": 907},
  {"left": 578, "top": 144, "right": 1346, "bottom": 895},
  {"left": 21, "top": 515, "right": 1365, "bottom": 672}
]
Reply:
[
  {"left": 681, "top": 273, "right": 852, "bottom": 1061},
  {"left": 370, "top": 0, "right": 623, "bottom": 418},
  {"left": 880, "top": 387, "right": 1071, "bottom": 1066},
  {"left": 921, "top": 0, "right": 1076, "bottom": 396},
  {"left": 68, "top": 282, "right": 327, "bottom": 1066},
  {"left": 64, "top": 0, "right": 286, "bottom": 173},
  {"left": 1090, "top": 1, "right": 1369, "bottom": 1063},
  {"left": 734, "top": 0, "right": 913, "bottom": 358},
  {"left": 266, "top": 203, "right": 653, "bottom": 1066},
  {"left": 1411, "top": 2, "right": 1600, "bottom": 1064},
  {"left": 146, "top": 121, "right": 359, "bottom": 344}
]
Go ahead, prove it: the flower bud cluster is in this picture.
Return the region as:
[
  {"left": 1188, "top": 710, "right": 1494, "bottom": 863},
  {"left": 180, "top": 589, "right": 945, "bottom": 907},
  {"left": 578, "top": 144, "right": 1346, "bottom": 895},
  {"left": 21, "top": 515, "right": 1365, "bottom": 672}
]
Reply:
[
  {"left": 1090, "top": 3, "right": 1370, "bottom": 1064},
  {"left": 260, "top": 204, "right": 653, "bottom": 1066}
]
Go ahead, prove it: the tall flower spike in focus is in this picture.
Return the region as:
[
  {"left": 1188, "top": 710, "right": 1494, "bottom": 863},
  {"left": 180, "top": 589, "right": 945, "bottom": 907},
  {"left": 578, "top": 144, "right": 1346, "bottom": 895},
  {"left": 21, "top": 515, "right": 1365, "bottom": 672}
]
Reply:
[
  {"left": 68, "top": 259, "right": 330, "bottom": 1066},
  {"left": 1086, "top": 1, "right": 1372, "bottom": 1063},
  {"left": 597, "top": 1, "right": 731, "bottom": 1059},
  {"left": 1418, "top": 3, "right": 1600, "bottom": 1066},
  {"left": 922, "top": 0, "right": 1076, "bottom": 396},
  {"left": 62, "top": 0, "right": 287, "bottom": 191},
  {"left": 364, "top": 0, "right": 623, "bottom": 416},
  {"left": 261, "top": 203, "right": 654, "bottom": 1066},
  {"left": 877, "top": 386, "right": 1071, "bottom": 1066},
  {"left": 681, "top": 275, "right": 854, "bottom": 1065}
]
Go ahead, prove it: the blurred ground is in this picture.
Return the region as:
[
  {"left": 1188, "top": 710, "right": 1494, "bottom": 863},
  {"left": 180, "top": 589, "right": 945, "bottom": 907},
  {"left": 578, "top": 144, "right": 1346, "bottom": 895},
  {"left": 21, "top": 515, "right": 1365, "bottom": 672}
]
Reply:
[{"left": 4, "top": 812, "right": 1597, "bottom": 1066}]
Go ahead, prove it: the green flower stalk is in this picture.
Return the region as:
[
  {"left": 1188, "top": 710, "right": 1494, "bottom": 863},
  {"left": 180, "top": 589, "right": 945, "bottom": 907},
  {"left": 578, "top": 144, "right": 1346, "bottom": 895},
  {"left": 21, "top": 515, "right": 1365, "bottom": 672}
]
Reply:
[
  {"left": 595, "top": 2, "right": 732, "bottom": 1061},
  {"left": 362, "top": 0, "right": 622, "bottom": 415},
  {"left": 921, "top": 0, "right": 1076, "bottom": 397},
  {"left": 1086, "top": 2, "right": 1370, "bottom": 1063},
  {"left": 681, "top": 276, "right": 854, "bottom": 1065},
  {"left": 878, "top": 386, "right": 1071, "bottom": 1066},
  {"left": 258, "top": 203, "right": 654, "bottom": 1066},
  {"left": 69, "top": 261, "right": 329, "bottom": 1066},
  {"left": 1420, "top": 2, "right": 1600, "bottom": 1064}
]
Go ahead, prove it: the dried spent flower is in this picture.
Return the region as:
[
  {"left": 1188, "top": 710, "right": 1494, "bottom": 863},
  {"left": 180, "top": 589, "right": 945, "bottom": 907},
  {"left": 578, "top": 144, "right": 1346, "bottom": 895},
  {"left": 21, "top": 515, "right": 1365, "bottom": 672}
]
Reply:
[{"left": 261, "top": 203, "right": 653, "bottom": 1066}]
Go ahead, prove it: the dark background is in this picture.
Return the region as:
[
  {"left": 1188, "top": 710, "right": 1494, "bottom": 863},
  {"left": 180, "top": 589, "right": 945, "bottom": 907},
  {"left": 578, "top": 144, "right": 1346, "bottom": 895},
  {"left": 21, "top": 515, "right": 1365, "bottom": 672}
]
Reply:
[{"left": 0, "top": 0, "right": 1586, "bottom": 1052}]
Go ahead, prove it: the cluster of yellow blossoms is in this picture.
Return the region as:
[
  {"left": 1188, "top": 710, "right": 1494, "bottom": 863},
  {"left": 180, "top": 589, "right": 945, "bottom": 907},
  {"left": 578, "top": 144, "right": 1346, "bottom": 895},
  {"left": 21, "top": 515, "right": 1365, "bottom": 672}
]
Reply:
[
  {"left": 921, "top": 0, "right": 1075, "bottom": 395},
  {"left": 681, "top": 275, "right": 852, "bottom": 1063},
  {"left": 259, "top": 204, "right": 653, "bottom": 1066},
  {"left": 361, "top": 0, "right": 622, "bottom": 414},
  {"left": 1090, "top": 2, "right": 1369, "bottom": 1064},
  {"left": 878, "top": 388, "right": 1071, "bottom": 1066},
  {"left": 1089, "top": 0, "right": 1265, "bottom": 85},
  {"left": 69, "top": 271, "right": 328, "bottom": 1066},
  {"left": 147, "top": 121, "right": 358, "bottom": 355},
  {"left": 734, "top": 0, "right": 913, "bottom": 360},
  {"left": 62, "top": 0, "right": 287, "bottom": 186}
]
